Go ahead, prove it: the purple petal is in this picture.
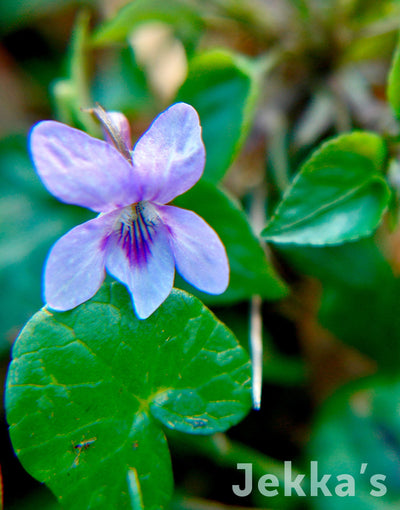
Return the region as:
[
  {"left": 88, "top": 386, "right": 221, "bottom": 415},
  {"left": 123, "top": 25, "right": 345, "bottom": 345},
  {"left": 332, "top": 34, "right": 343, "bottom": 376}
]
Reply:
[
  {"left": 131, "top": 103, "right": 205, "bottom": 204},
  {"left": 103, "top": 111, "right": 132, "bottom": 150},
  {"left": 156, "top": 205, "right": 229, "bottom": 294},
  {"left": 44, "top": 210, "right": 120, "bottom": 311},
  {"left": 30, "top": 121, "right": 140, "bottom": 213},
  {"left": 105, "top": 204, "right": 175, "bottom": 319}
]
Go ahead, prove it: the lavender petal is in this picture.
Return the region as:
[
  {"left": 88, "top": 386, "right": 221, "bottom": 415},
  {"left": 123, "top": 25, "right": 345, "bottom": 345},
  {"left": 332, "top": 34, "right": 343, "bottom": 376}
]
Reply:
[
  {"left": 30, "top": 121, "right": 140, "bottom": 213},
  {"left": 131, "top": 103, "right": 205, "bottom": 204},
  {"left": 44, "top": 210, "right": 120, "bottom": 311},
  {"left": 156, "top": 205, "right": 229, "bottom": 294},
  {"left": 105, "top": 207, "right": 175, "bottom": 319}
]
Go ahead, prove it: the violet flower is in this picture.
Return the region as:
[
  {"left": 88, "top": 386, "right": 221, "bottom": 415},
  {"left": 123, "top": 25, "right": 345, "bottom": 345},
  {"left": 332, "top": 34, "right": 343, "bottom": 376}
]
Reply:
[{"left": 30, "top": 103, "right": 229, "bottom": 319}]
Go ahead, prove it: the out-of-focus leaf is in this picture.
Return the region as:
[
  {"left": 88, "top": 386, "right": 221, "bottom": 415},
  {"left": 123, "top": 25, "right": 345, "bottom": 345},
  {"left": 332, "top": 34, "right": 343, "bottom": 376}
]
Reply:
[
  {"left": 319, "top": 275, "right": 400, "bottom": 370},
  {"left": 309, "top": 376, "right": 400, "bottom": 509},
  {"left": 0, "top": 136, "right": 92, "bottom": 354},
  {"left": 341, "top": 10, "right": 400, "bottom": 64},
  {"left": 91, "top": 0, "right": 203, "bottom": 54},
  {"left": 342, "top": 0, "right": 400, "bottom": 24},
  {"left": 93, "top": 45, "right": 154, "bottom": 115},
  {"left": 281, "top": 237, "right": 400, "bottom": 369},
  {"left": 52, "top": 10, "right": 98, "bottom": 135},
  {"left": 344, "top": 27, "right": 398, "bottom": 63},
  {"left": 174, "top": 181, "right": 288, "bottom": 304},
  {"left": 6, "top": 284, "right": 251, "bottom": 509},
  {"left": 289, "top": 0, "right": 311, "bottom": 19},
  {"left": 176, "top": 49, "right": 260, "bottom": 183},
  {"left": 388, "top": 30, "right": 400, "bottom": 119},
  {"left": 279, "top": 237, "right": 391, "bottom": 289},
  {"left": 262, "top": 132, "right": 390, "bottom": 245},
  {"left": 0, "top": 0, "right": 94, "bottom": 34},
  {"left": 8, "top": 489, "right": 59, "bottom": 510}
]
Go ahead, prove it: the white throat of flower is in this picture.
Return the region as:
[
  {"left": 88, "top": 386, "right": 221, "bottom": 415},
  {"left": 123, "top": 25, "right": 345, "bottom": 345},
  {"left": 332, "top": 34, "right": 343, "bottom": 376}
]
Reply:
[{"left": 113, "top": 202, "right": 160, "bottom": 263}]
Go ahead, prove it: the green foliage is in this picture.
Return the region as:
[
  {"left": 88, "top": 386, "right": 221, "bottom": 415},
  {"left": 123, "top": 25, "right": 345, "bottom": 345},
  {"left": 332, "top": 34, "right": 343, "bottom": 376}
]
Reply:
[
  {"left": 93, "top": 46, "right": 154, "bottom": 116},
  {"left": 91, "top": 0, "right": 203, "bottom": 54},
  {"left": 176, "top": 49, "right": 260, "bottom": 183},
  {"left": 5, "top": 0, "right": 400, "bottom": 507},
  {"left": 0, "top": 136, "right": 91, "bottom": 355},
  {"left": 174, "top": 181, "right": 288, "bottom": 303},
  {"left": 52, "top": 10, "right": 98, "bottom": 135},
  {"left": 279, "top": 237, "right": 389, "bottom": 288},
  {"left": 7, "top": 489, "right": 58, "bottom": 510},
  {"left": 388, "top": 31, "right": 400, "bottom": 119},
  {"left": 0, "top": 0, "right": 94, "bottom": 34},
  {"left": 320, "top": 278, "right": 400, "bottom": 370},
  {"left": 6, "top": 283, "right": 251, "bottom": 509},
  {"left": 280, "top": 239, "right": 400, "bottom": 369},
  {"left": 315, "top": 240, "right": 400, "bottom": 371},
  {"left": 309, "top": 376, "right": 400, "bottom": 509},
  {"left": 262, "top": 132, "right": 390, "bottom": 245}
]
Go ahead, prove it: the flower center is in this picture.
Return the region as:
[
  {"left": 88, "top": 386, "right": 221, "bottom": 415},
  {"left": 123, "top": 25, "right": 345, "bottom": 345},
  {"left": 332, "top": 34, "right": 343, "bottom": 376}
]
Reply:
[{"left": 116, "top": 202, "right": 158, "bottom": 264}]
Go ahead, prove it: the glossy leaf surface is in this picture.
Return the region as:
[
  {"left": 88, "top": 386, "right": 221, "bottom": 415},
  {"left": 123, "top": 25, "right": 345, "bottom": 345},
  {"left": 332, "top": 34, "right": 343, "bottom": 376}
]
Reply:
[
  {"left": 263, "top": 132, "right": 390, "bottom": 245},
  {"left": 176, "top": 50, "right": 259, "bottom": 183},
  {"left": 6, "top": 284, "right": 251, "bottom": 509}
]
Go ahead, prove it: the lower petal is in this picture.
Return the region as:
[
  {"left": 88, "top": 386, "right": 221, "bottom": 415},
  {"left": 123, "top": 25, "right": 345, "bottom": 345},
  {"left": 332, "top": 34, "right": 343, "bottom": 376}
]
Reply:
[
  {"left": 105, "top": 208, "right": 175, "bottom": 319},
  {"left": 156, "top": 205, "right": 229, "bottom": 294},
  {"left": 44, "top": 211, "right": 120, "bottom": 311}
]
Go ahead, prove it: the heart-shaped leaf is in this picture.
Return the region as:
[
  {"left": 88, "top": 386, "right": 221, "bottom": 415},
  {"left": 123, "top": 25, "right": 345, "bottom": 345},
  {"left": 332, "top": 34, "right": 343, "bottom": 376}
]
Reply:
[
  {"left": 5, "top": 284, "right": 251, "bottom": 509},
  {"left": 262, "top": 132, "right": 390, "bottom": 245},
  {"left": 174, "top": 181, "right": 288, "bottom": 303},
  {"left": 176, "top": 49, "right": 260, "bottom": 183}
]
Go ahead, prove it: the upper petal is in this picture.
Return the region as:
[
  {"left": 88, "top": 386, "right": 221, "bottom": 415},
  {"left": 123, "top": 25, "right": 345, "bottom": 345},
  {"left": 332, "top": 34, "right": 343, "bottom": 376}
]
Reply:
[
  {"left": 131, "top": 103, "right": 205, "bottom": 204},
  {"left": 156, "top": 205, "right": 229, "bottom": 294},
  {"left": 30, "top": 121, "right": 140, "bottom": 213},
  {"left": 103, "top": 111, "right": 132, "bottom": 151},
  {"left": 44, "top": 210, "right": 120, "bottom": 311},
  {"left": 105, "top": 204, "right": 175, "bottom": 319}
]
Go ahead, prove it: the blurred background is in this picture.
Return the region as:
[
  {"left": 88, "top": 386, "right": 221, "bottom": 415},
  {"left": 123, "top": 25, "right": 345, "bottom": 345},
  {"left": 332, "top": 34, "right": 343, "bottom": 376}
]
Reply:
[{"left": 2, "top": 0, "right": 400, "bottom": 509}]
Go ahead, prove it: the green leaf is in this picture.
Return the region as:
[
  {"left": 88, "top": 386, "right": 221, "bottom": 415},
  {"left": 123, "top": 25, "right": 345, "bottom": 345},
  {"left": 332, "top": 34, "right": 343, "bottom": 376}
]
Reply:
[
  {"left": 342, "top": 24, "right": 399, "bottom": 63},
  {"left": 281, "top": 238, "right": 400, "bottom": 369},
  {"left": 262, "top": 132, "right": 390, "bottom": 245},
  {"left": 93, "top": 46, "right": 154, "bottom": 115},
  {"left": 91, "top": 0, "right": 203, "bottom": 54},
  {"left": 388, "top": 30, "right": 400, "bottom": 119},
  {"left": 0, "top": 0, "right": 94, "bottom": 34},
  {"left": 319, "top": 278, "right": 400, "bottom": 370},
  {"left": 6, "top": 489, "right": 59, "bottom": 510},
  {"left": 278, "top": 237, "right": 391, "bottom": 288},
  {"left": 176, "top": 49, "right": 260, "bottom": 183},
  {"left": 309, "top": 376, "right": 400, "bottom": 509},
  {"left": 173, "top": 181, "right": 288, "bottom": 304},
  {"left": 51, "top": 10, "right": 99, "bottom": 135},
  {"left": 6, "top": 284, "right": 251, "bottom": 509},
  {"left": 0, "top": 135, "right": 92, "bottom": 355}
]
